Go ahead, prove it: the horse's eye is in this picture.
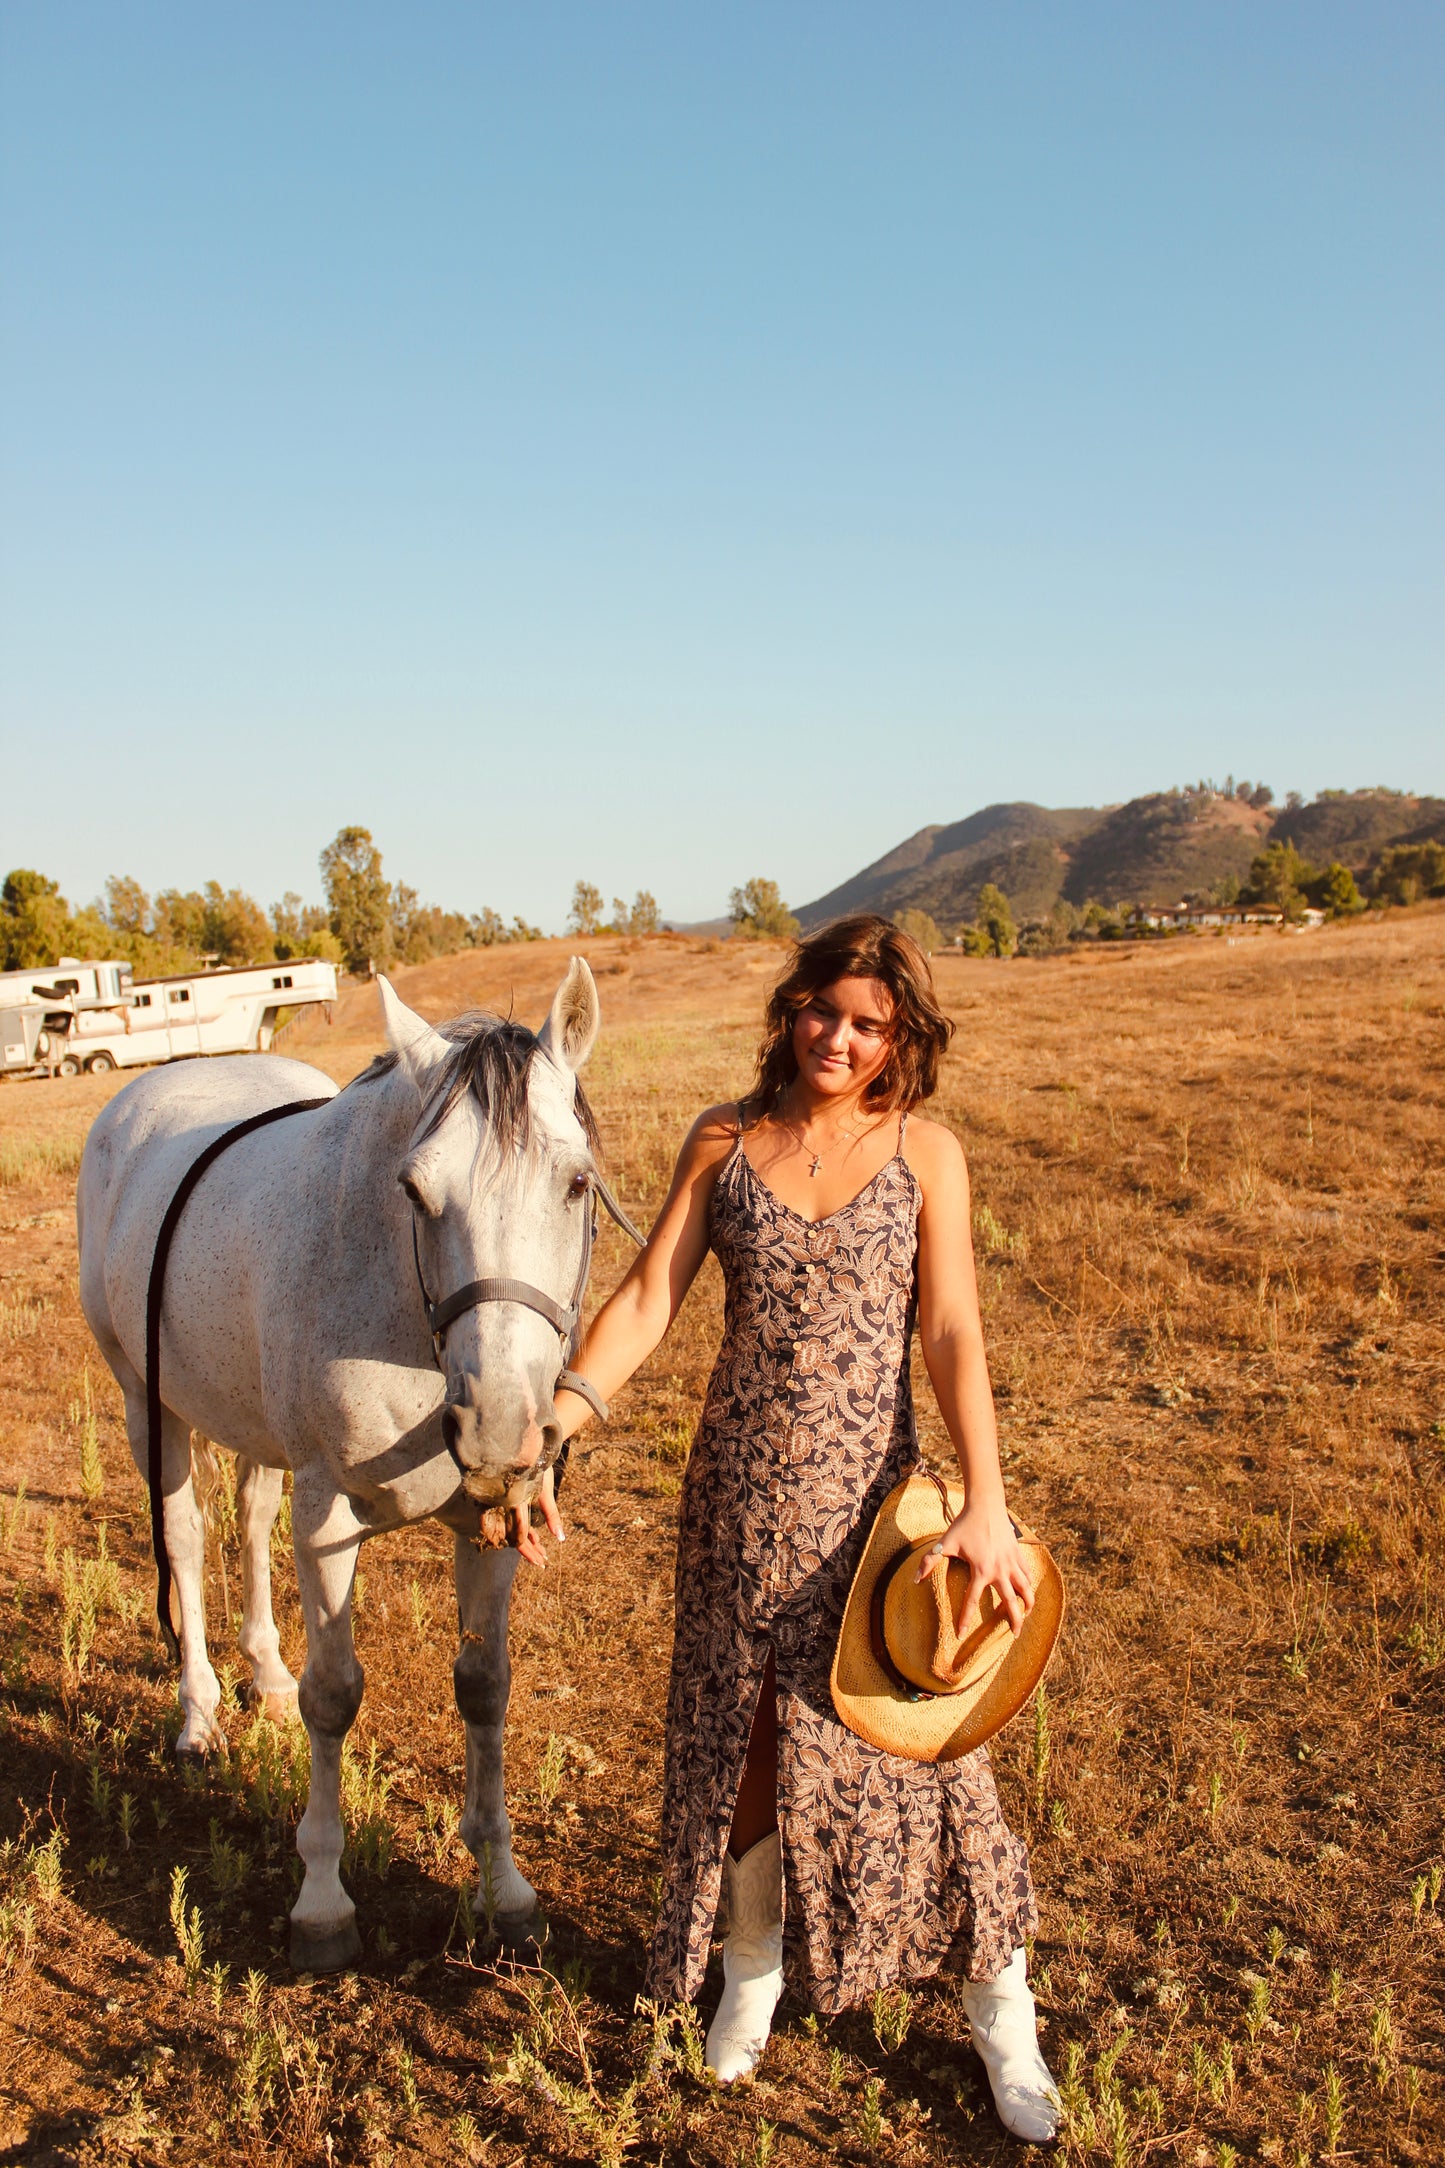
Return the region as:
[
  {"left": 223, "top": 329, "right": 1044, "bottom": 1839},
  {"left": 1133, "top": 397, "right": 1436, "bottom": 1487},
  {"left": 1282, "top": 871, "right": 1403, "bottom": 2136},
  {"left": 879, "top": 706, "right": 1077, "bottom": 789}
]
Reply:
[
  {"left": 400, "top": 1176, "right": 425, "bottom": 1210},
  {"left": 569, "top": 1171, "right": 591, "bottom": 1199}
]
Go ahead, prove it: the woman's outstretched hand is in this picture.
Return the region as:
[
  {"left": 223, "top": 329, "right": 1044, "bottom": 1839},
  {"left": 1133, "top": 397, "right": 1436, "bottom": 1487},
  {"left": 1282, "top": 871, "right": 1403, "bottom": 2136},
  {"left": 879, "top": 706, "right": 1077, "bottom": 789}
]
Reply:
[
  {"left": 514, "top": 1466, "right": 565, "bottom": 1569},
  {"left": 914, "top": 1495, "right": 1034, "bottom": 1635}
]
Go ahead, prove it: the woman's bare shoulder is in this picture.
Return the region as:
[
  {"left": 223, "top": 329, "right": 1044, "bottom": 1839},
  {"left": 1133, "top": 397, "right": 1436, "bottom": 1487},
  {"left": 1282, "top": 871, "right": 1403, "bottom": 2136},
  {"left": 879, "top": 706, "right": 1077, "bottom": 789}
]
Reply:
[
  {"left": 901, "top": 1110, "right": 968, "bottom": 1181},
  {"left": 680, "top": 1101, "right": 745, "bottom": 1164}
]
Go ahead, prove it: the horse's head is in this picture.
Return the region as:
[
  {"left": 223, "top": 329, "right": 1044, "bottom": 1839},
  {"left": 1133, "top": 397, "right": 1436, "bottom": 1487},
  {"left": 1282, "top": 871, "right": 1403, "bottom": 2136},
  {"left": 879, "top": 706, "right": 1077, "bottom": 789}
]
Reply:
[{"left": 378, "top": 961, "right": 601, "bottom": 1509}]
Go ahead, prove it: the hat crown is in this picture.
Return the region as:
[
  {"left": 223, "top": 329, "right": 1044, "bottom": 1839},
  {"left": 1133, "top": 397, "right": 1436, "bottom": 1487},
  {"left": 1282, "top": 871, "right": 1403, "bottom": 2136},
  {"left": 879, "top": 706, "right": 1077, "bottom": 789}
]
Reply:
[{"left": 882, "top": 1542, "right": 1022, "bottom": 1697}]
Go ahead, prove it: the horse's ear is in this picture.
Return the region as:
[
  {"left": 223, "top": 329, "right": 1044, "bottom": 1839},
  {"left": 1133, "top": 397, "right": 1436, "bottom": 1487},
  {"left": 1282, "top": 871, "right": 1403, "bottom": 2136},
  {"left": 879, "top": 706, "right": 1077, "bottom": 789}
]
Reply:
[
  {"left": 538, "top": 956, "right": 600, "bottom": 1075},
  {"left": 376, "top": 975, "right": 449, "bottom": 1086}
]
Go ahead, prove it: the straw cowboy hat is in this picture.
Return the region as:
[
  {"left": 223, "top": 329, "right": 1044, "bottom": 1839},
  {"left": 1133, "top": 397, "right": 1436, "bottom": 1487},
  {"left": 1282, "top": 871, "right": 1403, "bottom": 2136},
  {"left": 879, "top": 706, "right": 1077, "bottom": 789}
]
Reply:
[{"left": 832, "top": 1469, "right": 1064, "bottom": 1763}]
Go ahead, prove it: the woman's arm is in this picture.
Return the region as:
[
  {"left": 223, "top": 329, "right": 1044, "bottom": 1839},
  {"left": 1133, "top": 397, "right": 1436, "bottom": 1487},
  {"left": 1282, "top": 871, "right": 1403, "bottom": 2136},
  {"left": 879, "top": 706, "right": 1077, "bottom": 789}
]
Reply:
[
  {"left": 909, "top": 1119, "right": 1035, "bottom": 1633},
  {"left": 514, "top": 1103, "right": 736, "bottom": 1566}
]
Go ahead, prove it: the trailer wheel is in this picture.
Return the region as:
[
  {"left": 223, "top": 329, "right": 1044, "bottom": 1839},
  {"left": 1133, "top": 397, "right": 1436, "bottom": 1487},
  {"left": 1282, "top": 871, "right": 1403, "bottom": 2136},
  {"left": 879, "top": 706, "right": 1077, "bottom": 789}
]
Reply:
[
  {"left": 85, "top": 1052, "right": 117, "bottom": 1074},
  {"left": 57, "top": 1054, "right": 83, "bottom": 1077}
]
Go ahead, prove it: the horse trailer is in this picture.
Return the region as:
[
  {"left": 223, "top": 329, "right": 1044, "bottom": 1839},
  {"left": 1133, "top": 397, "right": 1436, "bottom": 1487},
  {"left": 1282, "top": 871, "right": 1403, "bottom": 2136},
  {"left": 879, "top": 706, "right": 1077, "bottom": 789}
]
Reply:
[{"left": 0, "top": 958, "right": 338, "bottom": 1079}]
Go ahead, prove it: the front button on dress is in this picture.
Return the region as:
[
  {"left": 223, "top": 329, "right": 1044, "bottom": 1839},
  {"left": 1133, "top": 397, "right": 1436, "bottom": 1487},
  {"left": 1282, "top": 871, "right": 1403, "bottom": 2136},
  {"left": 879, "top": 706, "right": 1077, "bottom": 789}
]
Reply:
[{"left": 644, "top": 1123, "right": 1038, "bottom": 2015}]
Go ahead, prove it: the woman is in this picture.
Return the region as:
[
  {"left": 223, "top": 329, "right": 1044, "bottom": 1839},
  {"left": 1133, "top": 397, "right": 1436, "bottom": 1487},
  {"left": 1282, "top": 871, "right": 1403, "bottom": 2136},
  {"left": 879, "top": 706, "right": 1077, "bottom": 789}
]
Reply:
[{"left": 524, "top": 913, "right": 1059, "bottom": 2141}]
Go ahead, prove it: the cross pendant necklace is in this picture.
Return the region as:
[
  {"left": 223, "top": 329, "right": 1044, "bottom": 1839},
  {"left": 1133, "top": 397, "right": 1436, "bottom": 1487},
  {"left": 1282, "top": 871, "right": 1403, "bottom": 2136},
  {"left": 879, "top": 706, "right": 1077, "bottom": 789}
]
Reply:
[{"left": 783, "top": 1113, "right": 870, "bottom": 1177}]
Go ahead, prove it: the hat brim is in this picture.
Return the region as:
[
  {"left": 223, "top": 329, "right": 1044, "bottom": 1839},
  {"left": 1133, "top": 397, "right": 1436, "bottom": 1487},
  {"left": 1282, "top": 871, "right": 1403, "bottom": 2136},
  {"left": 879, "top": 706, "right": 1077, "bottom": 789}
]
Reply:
[{"left": 830, "top": 1472, "right": 1065, "bottom": 1764}]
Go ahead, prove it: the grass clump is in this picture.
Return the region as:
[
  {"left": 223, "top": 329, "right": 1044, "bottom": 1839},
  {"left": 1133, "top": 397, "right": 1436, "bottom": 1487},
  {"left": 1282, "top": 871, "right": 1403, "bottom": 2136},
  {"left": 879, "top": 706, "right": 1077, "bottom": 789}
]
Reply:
[
  {"left": 493, "top": 1960, "right": 640, "bottom": 2168},
  {"left": 0, "top": 1135, "right": 85, "bottom": 1188},
  {"left": 0, "top": 1297, "right": 52, "bottom": 1342},
  {"left": 340, "top": 1737, "right": 394, "bottom": 1877},
  {"left": 168, "top": 1865, "right": 205, "bottom": 1995}
]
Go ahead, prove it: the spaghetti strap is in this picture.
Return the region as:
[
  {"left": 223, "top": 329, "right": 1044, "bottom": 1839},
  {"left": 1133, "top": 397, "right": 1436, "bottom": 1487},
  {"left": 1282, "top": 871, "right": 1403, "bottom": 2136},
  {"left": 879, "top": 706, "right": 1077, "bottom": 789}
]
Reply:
[{"left": 898, "top": 1109, "right": 909, "bottom": 1153}]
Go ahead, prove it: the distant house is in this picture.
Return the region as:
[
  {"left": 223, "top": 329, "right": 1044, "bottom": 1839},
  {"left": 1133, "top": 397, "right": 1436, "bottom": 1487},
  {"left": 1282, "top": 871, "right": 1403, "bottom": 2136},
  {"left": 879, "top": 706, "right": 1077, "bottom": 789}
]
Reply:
[{"left": 1129, "top": 901, "right": 1288, "bottom": 931}]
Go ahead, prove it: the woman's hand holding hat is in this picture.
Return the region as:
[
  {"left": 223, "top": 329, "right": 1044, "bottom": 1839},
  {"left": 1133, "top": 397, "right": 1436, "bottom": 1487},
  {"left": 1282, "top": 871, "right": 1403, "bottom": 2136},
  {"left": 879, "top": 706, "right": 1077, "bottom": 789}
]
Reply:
[
  {"left": 915, "top": 1493, "right": 1034, "bottom": 1636},
  {"left": 832, "top": 1468, "right": 1063, "bottom": 1762}
]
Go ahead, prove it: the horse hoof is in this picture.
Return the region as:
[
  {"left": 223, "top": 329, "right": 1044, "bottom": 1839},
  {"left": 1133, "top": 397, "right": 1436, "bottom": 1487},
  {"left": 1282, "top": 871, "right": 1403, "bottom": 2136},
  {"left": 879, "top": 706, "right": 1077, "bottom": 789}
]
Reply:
[
  {"left": 289, "top": 1918, "right": 362, "bottom": 1973},
  {"left": 175, "top": 1723, "right": 224, "bottom": 1759},
  {"left": 493, "top": 1906, "right": 541, "bottom": 1952},
  {"left": 259, "top": 1687, "right": 301, "bottom": 1725}
]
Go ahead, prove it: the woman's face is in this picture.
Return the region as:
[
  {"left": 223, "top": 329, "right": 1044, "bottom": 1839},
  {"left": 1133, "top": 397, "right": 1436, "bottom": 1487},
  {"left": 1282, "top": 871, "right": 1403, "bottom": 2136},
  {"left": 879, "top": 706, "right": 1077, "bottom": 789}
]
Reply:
[{"left": 790, "top": 975, "right": 895, "bottom": 1103}]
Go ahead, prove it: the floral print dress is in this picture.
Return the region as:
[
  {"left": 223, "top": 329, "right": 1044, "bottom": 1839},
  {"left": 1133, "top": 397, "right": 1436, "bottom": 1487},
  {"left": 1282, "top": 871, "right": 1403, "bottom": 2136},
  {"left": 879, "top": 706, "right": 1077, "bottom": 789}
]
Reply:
[{"left": 645, "top": 1116, "right": 1037, "bottom": 2015}]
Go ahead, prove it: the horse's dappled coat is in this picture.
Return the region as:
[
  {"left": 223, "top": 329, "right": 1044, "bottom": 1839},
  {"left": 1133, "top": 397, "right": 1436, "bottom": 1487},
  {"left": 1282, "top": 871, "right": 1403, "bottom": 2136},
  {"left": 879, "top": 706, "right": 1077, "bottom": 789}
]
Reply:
[{"left": 76, "top": 966, "right": 603, "bottom": 1968}]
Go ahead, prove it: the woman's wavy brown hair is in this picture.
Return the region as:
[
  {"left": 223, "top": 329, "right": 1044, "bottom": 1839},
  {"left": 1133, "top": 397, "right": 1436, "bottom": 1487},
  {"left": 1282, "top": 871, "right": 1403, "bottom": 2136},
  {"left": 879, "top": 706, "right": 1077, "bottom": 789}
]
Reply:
[{"left": 746, "top": 913, "right": 954, "bottom": 1115}]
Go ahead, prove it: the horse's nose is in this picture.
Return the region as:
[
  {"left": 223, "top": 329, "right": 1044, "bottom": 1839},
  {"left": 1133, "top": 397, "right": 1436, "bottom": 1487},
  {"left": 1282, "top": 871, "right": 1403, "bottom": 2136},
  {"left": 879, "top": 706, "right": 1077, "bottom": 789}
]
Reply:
[{"left": 442, "top": 1378, "right": 552, "bottom": 1485}]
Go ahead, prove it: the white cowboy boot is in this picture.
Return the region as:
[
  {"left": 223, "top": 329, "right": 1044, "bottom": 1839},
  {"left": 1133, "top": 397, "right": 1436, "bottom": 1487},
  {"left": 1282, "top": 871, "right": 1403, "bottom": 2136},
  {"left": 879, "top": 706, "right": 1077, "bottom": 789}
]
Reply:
[
  {"left": 705, "top": 1829, "right": 784, "bottom": 2083},
  {"left": 959, "top": 1945, "right": 1062, "bottom": 2143}
]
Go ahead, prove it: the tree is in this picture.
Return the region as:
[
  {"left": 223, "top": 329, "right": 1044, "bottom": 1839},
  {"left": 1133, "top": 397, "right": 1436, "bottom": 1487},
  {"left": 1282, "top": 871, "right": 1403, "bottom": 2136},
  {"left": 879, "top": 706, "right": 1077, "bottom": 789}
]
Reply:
[
  {"left": 893, "top": 908, "right": 941, "bottom": 954},
  {"left": 1372, "top": 841, "right": 1445, "bottom": 907},
  {"left": 975, "top": 883, "right": 1016, "bottom": 958},
  {"left": 105, "top": 875, "right": 150, "bottom": 939},
  {"left": 60, "top": 903, "right": 113, "bottom": 958},
  {"left": 151, "top": 888, "right": 209, "bottom": 957},
  {"left": 607, "top": 890, "right": 662, "bottom": 936},
  {"left": 568, "top": 881, "right": 604, "bottom": 936},
  {"left": 1015, "top": 898, "right": 1081, "bottom": 955},
  {"left": 729, "top": 878, "right": 800, "bottom": 940},
  {"left": 390, "top": 882, "right": 426, "bottom": 962},
  {"left": 201, "top": 882, "right": 272, "bottom": 964},
  {"left": 272, "top": 893, "right": 342, "bottom": 962},
  {"left": 1242, "top": 840, "right": 1315, "bottom": 914},
  {"left": 1, "top": 870, "right": 69, "bottom": 968},
  {"left": 320, "top": 826, "right": 393, "bottom": 973},
  {"left": 144, "top": 883, "right": 271, "bottom": 966},
  {"left": 1317, "top": 862, "right": 1364, "bottom": 918}
]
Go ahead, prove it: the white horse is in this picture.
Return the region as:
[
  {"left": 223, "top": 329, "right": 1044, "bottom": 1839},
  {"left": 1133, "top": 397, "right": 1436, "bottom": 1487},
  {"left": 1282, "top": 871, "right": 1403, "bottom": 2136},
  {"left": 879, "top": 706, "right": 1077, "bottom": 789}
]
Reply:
[{"left": 77, "top": 961, "right": 608, "bottom": 1970}]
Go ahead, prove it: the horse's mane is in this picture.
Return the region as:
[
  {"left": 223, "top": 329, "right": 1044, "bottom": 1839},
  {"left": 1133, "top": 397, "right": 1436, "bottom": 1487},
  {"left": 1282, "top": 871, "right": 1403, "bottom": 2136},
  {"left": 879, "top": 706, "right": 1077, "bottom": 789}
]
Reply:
[{"left": 350, "top": 1011, "right": 601, "bottom": 1156}]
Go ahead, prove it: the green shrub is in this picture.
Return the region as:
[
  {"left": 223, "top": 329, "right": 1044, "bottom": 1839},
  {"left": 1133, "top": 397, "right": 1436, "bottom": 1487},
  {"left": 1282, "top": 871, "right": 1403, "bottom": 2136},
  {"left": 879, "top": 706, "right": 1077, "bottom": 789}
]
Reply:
[
  {"left": 893, "top": 908, "right": 941, "bottom": 953},
  {"left": 1372, "top": 841, "right": 1445, "bottom": 907}
]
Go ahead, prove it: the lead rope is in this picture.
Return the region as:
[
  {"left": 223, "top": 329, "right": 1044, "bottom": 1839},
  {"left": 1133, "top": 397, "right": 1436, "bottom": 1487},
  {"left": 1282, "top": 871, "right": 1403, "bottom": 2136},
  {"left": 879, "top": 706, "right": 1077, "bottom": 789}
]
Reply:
[{"left": 145, "top": 1097, "right": 331, "bottom": 1663}]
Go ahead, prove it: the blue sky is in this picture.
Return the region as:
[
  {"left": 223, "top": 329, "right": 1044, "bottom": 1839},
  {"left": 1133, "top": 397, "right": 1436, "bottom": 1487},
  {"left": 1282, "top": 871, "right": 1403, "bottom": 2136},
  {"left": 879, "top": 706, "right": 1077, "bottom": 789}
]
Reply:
[{"left": 2, "top": 3, "right": 1441, "bottom": 929}]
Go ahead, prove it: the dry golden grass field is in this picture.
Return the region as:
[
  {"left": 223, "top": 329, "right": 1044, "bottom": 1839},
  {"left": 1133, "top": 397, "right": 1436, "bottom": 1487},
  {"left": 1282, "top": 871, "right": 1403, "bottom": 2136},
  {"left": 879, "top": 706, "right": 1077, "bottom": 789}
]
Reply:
[{"left": 1, "top": 914, "right": 1442, "bottom": 2168}]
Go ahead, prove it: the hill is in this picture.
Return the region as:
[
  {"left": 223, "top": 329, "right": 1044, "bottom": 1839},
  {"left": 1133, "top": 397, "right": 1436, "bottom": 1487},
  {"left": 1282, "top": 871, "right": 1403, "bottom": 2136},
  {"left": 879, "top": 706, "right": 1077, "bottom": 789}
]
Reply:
[
  {"left": 1265, "top": 788, "right": 1445, "bottom": 868},
  {"left": 798, "top": 802, "right": 1097, "bottom": 928},
  {"left": 1060, "top": 791, "right": 1273, "bottom": 910},
  {"left": 797, "top": 786, "right": 1445, "bottom": 929}
]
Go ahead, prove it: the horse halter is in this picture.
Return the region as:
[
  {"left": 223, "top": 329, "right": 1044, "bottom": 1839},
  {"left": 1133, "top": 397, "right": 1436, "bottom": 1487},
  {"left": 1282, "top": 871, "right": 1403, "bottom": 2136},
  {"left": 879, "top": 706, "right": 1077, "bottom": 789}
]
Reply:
[{"left": 410, "top": 1167, "right": 644, "bottom": 1442}]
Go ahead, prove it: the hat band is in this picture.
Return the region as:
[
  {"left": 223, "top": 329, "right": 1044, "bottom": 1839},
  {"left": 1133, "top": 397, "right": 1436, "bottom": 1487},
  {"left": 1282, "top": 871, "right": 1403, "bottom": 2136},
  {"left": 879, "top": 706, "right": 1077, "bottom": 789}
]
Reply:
[{"left": 868, "top": 1545, "right": 937, "bottom": 1704}]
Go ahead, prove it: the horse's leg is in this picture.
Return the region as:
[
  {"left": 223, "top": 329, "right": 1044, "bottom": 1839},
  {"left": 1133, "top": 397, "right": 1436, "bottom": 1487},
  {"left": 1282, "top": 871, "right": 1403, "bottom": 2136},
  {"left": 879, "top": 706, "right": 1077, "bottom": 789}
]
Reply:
[
  {"left": 289, "top": 1477, "right": 366, "bottom": 1972},
  {"left": 235, "top": 1458, "right": 299, "bottom": 1722},
  {"left": 118, "top": 1378, "right": 224, "bottom": 1755},
  {"left": 453, "top": 1534, "right": 537, "bottom": 1937}
]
